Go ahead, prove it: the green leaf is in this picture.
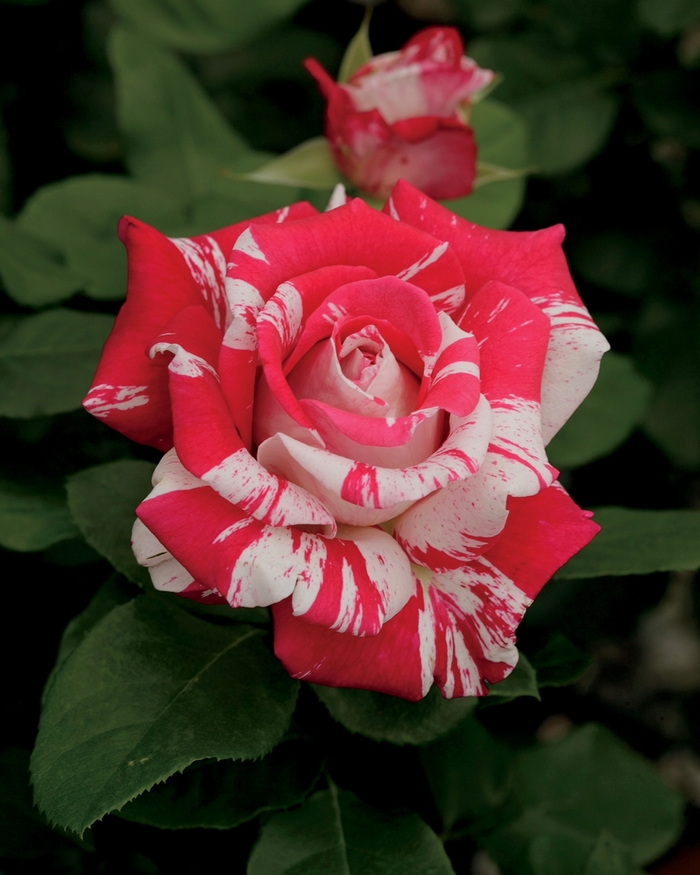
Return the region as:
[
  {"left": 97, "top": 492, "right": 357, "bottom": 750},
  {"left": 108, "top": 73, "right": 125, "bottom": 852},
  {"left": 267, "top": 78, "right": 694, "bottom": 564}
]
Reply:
[
  {"left": 446, "top": 99, "right": 528, "bottom": 229},
  {"left": 638, "top": 0, "right": 700, "bottom": 36},
  {"left": 529, "top": 634, "right": 591, "bottom": 688},
  {"left": 0, "top": 310, "right": 114, "bottom": 418},
  {"left": 110, "top": 0, "right": 308, "bottom": 54},
  {"left": 420, "top": 714, "right": 514, "bottom": 833},
  {"left": 0, "top": 480, "right": 79, "bottom": 552},
  {"left": 517, "top": 81, "right": 620, "bottom": 176},
  {"left": 547, "top": 352, "right": 652, "bottom": 469},
  {"left": 570, "top": 232, "right": 654, "bottom": 297},
  {"left": 31, "top": 597, "right": 299, "bottom": 835},
  {"left": 109, "top": 26, "right": 293, "bottom": 213},
  {"left": 312, "top": 683, "right": 476, "bottom": 746},
  {"left": 338, "top": 8, "right": 372, "bottom": 84},
  {"left": 0, "top": 109, "right": 11, "bottom": 215},
  {"left": 17, "top": 175, "right": 186, "bottom": 301},
  {"left": 117, "top": 736, "right": 322, "bottom": 829},
  {"left": 643, "top": 369, "right": 700, "bottom": 468},
  {"left": 556, "top": 507, "right": 700, "bottom": 579},
  {"left": 484, "top": 652, "right": 540, "bottom": 703},
  {"left": 483, "top": 724, "right": 684, "bottom": 871},
  {"left": 248, "top": 784, "right": 456, "bottom": 875},
  {"left": 66, "top": 460, "right": 156, "bottom": 587},
  {"left": 0, "top": 215, "right": 82, "bottom": 307},
  {"left": 583, "top": 830, "right": 644, "bottom": 875},
  {"left": 232, "top": 137, "right": 343, "bottom": 190}
]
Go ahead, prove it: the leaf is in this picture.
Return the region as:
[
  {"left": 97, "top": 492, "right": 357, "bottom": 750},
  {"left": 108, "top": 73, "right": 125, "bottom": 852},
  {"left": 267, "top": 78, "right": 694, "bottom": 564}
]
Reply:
[
  {"left": 312, "top": 683, "right": 476, "bottom": 746},
  {"left": 232, "top": 137, "right": 343, "bottom": 189},
  {"left": 31, "top": 597, "right": 299, "bottom": 835},
  {"left": 338, "top": 8, "right": 372, "bottom": 84},
  {"left": 0, "top": 215, "right": 82, "bottom": 307},
  {"left": 517, "top": 80, "right": 620, "bottom": 176},
  {"left": 420, "top": 714, "right": 514, "bottom": 833},
  {"left": 0, "top": 480, "right": 79, "bottom": 552},
  {"left": 110, "top": 0, "right": 308, "bottom": 54},
  {"left": 0, "top": 309, "right": 115, "bottom": 418},
  {"left": 638, "top": 0, "right": 700, "bottom": 36},
  {"left": 0, "top": 109, "right": 11, "bottom": 215},
  {"left": 247, "top": 784, "right": 456, "bottom": 875},
  {"left": 643, "top": 369, "right": 700, "bottom": 468},
  {"left": 556, "top": 507, "right": 700, "bottom": 579},
  {"left": 117, "top": 736, "right": 322, "bottom": 829},
  {"left": 547, "top": 352, "right": 652, "bottom": 469},
  {"left": 17, "top": 175, "right": 186, "bottom": 301},
  {"left": 66, "top": 460, "right": 156, "bottom": 587},
  {"left": 483, "top": 652, "right": 540, "bottom": 703},
  {"left": 446, "top": 98, "right": 528, "bottom": 229},
  {"left": 583, "top": 830, "right": 644, "bottom": 875},
  {"left": 529, "top": 634, "right": 591, "bottom": 688},
  {"left": 483, "top": 724, "right": 684, "bottom": 872}
]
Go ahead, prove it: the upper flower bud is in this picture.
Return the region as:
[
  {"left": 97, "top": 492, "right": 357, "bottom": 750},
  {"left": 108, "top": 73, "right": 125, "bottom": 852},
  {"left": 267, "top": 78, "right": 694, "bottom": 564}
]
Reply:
[{"left": 305, "top": 27, "right": 495, "bottom": 200}]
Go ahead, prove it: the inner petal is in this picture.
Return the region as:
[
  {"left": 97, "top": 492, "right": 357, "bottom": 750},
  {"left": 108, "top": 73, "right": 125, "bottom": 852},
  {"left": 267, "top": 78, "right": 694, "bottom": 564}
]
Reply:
[{"left": 287, "top": 320, "right": 420, "bottom": 421}]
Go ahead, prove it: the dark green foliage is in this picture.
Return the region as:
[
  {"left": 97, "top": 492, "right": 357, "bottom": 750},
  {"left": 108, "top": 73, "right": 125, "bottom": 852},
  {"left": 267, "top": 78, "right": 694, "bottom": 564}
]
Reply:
[{"left": 1, "top": 0, "right": 699, "bottom": 872}]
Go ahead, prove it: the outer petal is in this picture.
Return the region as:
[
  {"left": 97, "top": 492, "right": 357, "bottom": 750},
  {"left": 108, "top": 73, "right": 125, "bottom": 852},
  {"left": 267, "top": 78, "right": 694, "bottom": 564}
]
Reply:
[
  {"left": 83, "top": 202, "right": 318, "bottom": 450},
  {"left": 272, "top": 483, "right": 599, "bottom": 700},
  {"left": 150, "top": 305, "right": 335, "bottom": 531},
  {"left": 136, "top": 452, "right": 416, "bottom": 633},
  {"left": 384, "top": 180, "right": 610, "bottom": 441},
  {"left": 394, "top": 281, "right": 554, "bottom": 571}
]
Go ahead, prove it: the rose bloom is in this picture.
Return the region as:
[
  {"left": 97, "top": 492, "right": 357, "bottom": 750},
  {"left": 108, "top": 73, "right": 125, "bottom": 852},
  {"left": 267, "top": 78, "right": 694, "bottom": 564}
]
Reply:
[
  {"left": 305, "top": 27, "right": 494, "bottom": 201},
  {"left": 84, "top": 181, "right": 607, "bottom": 701}
]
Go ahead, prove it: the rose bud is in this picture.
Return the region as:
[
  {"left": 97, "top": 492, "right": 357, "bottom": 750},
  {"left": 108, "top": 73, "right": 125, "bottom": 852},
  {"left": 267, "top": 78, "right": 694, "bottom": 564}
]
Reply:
[
  {"left": 305, "top": 26, "right": 495, "bottom": 201},
  {"left": 84, "top": 182, "right": 607, "bottom": 701}
]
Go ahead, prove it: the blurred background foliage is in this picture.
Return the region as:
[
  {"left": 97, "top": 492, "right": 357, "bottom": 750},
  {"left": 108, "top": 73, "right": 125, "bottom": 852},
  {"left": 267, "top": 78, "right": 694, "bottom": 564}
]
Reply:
[{"left": 2, "top": 0, "right": 700, "bottom": 873}]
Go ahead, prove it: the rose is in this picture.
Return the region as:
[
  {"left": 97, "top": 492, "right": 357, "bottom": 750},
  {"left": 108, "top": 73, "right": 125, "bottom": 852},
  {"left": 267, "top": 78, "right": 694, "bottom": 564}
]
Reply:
[
  {"left": 305, "top": 27, "right": 494, "bottom": 201},
  {"left": 84, "top": 180, "right": 607, "bottom": 701}
]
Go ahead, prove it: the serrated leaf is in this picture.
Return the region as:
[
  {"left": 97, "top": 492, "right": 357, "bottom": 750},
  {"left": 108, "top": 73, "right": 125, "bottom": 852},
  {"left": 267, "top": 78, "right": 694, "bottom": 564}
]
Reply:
[
  {"left": 248, "top": 784, "right": 456, "bottom": 875},
  {"left": 110, "top": 0, "right": 308, "bottom": 54},
  {"left": 638, "top": 0, "right": 700, "bottom": 36},
  {"left": 421, "top": 714, "right": 513, "bottom": 833},
  {"left": 31, "top": 597, "right": 299, "bottom": 835},
  {"left": 0, "top": 310, "right": 114, "bottom": 418},
  {"left": 484, "top": 652, "right": 540, "bottom": 703},
  {"left": 118, "top": 736, "right": 322, "bottom": 829},
  {"left": 556, "top": 507, "right": 700, "bottom": 579},
  {"left": 66, "top": 460, "right": 156, "bottom": 587},
  {"left": 312, "top": 683, "right": 476, "bottom": 746},
  {"left": 0, "top": 480, "right": 79, "bottom": 551},
  {"left": 17, "top": 175, "right": 186, "bottom": 301},
  {"left": 338, "top": 9, "right": 372, "bottom": 83},
  {"left": 547, "top": 352, "right": 652, "bottom": 469},
  {"left": 109, "top": 26, "right": 294, "bottom": 213},
  {"left": 232, "top": 137, "right": 343, "bottom": 189},
  {"left": 483, "top": 724, "right": 683, "bottom": 872},
  {"left": 446, "top": 99, "right": 528, "bottom": 229}
]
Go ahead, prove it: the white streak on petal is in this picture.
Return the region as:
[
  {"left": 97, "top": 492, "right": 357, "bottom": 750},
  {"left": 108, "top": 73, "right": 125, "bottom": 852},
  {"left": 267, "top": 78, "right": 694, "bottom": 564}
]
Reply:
[
  {"left": 397, "top": 241, "right": 448, "bottom": 282},
  {"left": 326, "top": 183, "right": 348, "bottom": 211},
  {"left": 233, "top": 226, "right": 269, "bottom": 263},
  {"left": 83, "top": 384, "right": 149, "bottom": 416}
]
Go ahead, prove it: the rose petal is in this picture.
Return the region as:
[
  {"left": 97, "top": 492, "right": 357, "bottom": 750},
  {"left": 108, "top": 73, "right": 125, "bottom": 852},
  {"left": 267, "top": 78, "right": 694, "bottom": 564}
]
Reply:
[
  {"left": 257, "top": 394, "right": 491, "bottom": 526},
  {"left": 394, "top": 280, "right": 554, "bottom": 571},
  {"left": 149, "top": 306, "right": 336, "bottom": 531},
  {"left": 272, "top": 483, "right": 599, "bottom": 699},
  {"left": 136, "top": 453, "right": 415, "bottom": 633},
  {"left": 83, "top": 202, "right": 318, "bottom": 449},
  {"left": 384, "top": 180, "right": 610, "bottom": 441}
]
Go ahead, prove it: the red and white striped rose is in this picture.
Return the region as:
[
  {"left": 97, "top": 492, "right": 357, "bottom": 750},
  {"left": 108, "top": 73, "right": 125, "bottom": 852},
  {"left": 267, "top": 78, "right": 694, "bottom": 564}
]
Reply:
[
  {"left": 84, "top": 180, "right": 607, "bottom": 701},
  {"left": 306, "top": 27, "right": 494, "bottom": 200}
]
